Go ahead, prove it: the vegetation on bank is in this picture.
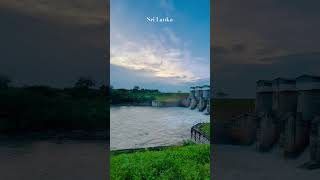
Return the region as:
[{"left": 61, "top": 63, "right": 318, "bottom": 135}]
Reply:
[
  {"left": 0, "top": 75, "right": 108, "bottom": 134},
  {"left": 110, "top": 86, "right": 188, "bottom": 104},
  {"left": 213, "top": 98, "right": 255, "bottom": 122},
  {"left": 110, "top": 144, "right": 210, "bottom": 180},
  {"left": 198, "top": 123, "right": 210, "bottom": 138}
]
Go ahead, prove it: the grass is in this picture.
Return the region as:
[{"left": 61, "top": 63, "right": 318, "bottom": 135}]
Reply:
[
  {"left": 110, "top": 144, "right": 210, "bottom": 180},
  {"left": 198, "top": 123, "right": 210, "bottom": 138},
  {"left": 213, "top": 98, "right": 255, "bottom": 122},
  {"left": 155, "top": 93, "right": 189, "bottom": 103},
  {"left": 110, "top": 88, "right": 188, "bottom": 104}
]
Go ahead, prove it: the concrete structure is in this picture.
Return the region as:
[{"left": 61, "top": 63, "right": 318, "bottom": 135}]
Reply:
[
  {"left": 255, "top": 80, "right": 278, "bottom": 151},
  {"left": 296, "top": 75, "right": 320, "bottom": 162},
  {"left": 191, "top": 123, "right": 210, "bottom": 144},
  {"left": 198, "top": 85, "right": 210, "bottom": 112},
  {"left": 189, "top": 87, "right": 198, "bottom": 109},
  {"left": 255, "top": 80, "right": 273, "bottom": 114},
  {"left": 296, "top": 75, "right": 320, "bottom": 121},
  {"left": 186, "top": 87, "right": 195, "bottom": 107},
  {"left": 203, "top": 85, "right": 211, "bottom": 114},
  {"left": 310, "top": 116, "right": 320, "bottom": 164},
  {"left": 222, "top": 75, "right": 320, "bottom": 165},
  {"left": 270, "top": 78, "right": 304, "bottom": 156},
  {"left": 226, "top": 113, "right": 258, "bottom": 145},
  {"left": 272, "top": 78, "right": 297, "bottom": 118}
]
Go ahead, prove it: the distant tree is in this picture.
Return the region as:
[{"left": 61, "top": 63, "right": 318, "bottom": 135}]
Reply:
[
  {"left": 177, "top": 90, "right": 182, "bottom": 93},
  {"left": 74, "top": 77, "right": 95, "bottom": 90},
  {"left": 133, "top": 86, "right": 140, "bottom": 92},
  {"left": 0, "top": 74, "right": 11, "bottom": 89}
]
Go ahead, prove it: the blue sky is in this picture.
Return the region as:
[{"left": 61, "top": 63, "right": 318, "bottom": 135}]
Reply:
[{"left": 110, "top": 0, "right": 210, "bottom": 92}]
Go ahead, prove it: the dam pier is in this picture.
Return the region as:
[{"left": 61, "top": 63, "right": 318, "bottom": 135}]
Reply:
[
  {"left": 226, "top": 75, "right": 320, "bottom": 169},
  {"left": 187, "top": 85, "right": 211, "bottom": 114}
]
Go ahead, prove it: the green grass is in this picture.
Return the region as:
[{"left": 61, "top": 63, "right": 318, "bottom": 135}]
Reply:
[
  {"left": 110, "top": 88, "right": 188, "bottom": 104},
  {"left": 155, "top": 93, "right": 188, "bottom": 103},
  {"left": 213, "top": 98, "right": 255, "bottom": 122},
  {"left": 111, "top": 144, "right": 210, "bottom": 180},
  {"left": 198, "top": 123, "right": 210, "bottom": 138}
]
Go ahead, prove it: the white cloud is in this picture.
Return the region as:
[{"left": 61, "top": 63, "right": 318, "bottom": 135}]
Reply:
[
  {"left": 163, "top": 28, "right": 180, "bottom": 44},
  {"left": 160, "top": 0, "right": 175, "bottom": 12},
  {"left": 111, "top": 28, "right": 209, "bottom": 84}
]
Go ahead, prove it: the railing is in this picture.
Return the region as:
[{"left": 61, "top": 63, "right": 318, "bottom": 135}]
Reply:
[{"left": 190, "top": 123, "right": 210, "bottom": 144}]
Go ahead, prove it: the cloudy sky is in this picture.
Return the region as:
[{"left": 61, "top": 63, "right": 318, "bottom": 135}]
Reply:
[
  {"left": 213, "top": 0, "right": 320, "bottom": 97},
  {"left": 0, "top": 0, "right": 108, "bottom": 88},
  {"left": 110, "top": 0, "right": 210, "bottom": 92},
  {"left": 1, "top": 0, "right": 319, "bottom": 95}
]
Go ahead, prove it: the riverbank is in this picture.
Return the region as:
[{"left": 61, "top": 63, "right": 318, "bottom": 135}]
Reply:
[
  {"left": 0, "top": 130, "right": 108, "bottom": 141},
  {"left": 110, "top": 144, "right": 210, "bottom": 179},
  {"left": 110, "top": 88, "right": 188, "bottom": 107}
]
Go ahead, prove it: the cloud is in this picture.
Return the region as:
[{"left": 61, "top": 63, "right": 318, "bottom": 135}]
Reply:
[
  {"left": 163, "top": 28, "right": 180, "bottom": 44},
  {"left": 111, "top": 28, "right": 208, "bottom": 84},
  {"left": 0, "top": 4, "right": 108, "bottom": 88},
  {"left": 160, "top": 0, "right": 175, "bottom": 13},
  {"left": 0, "top": 0, "right": 108, "bottom": 25}
]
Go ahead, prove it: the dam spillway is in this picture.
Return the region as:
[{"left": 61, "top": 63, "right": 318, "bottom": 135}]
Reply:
[
  {"left": 187, "top": 85, "right": 210, "bottom": 114},
  {"left": 226, "top": 74, "right": 320, "bottom": 168}
]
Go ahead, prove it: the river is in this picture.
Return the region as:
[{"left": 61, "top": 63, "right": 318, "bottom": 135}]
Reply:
[
  {"left": 110, "top": 106, "right": 209, "bottom": 150},
  {"left": 0, "top": 140, "right": 107, "bottom": 180}
]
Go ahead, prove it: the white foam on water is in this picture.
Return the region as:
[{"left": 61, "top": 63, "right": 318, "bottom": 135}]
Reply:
[{"left": 110, "top": 106, "right": 209, "bottom": 150}]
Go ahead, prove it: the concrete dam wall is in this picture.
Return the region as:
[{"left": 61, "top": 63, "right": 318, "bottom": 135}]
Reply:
[
  {"left": 186, "top": 85, "right": 210, "bottom": 115},
  {"left": 226, "top": 75, "right": 320, "bottom": 169}
]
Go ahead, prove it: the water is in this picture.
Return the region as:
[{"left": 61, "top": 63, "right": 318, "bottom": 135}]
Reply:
[
  {"left": 0, "top": 140, "right": 107, "bottom": 180},
  {"left": 110, "top": 106, "right": 210, "bottom": 150}
]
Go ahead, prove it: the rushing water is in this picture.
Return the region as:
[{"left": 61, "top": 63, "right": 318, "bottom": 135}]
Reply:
[{"left": 110, "top": 106, "right": 210, "bottom": 150}]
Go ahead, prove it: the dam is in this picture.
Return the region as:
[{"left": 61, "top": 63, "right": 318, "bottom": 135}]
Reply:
[
  {"left": 226, "top": 75, "right": 320, "bottom": 168},
  {"left": 187, "top": 85, "right": 211, "bottom": 114}
]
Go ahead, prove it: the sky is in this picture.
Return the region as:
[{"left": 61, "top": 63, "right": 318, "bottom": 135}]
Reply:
[
  {"left": 1, "top": 0, "right": 320, "bottom": 96},
  {"left": 0, "top": 0, "right": 108, "bottom": 88},
  {"left": 110, "top": 0, "right": 210, "bottom": 92},
  {"left": 212, "top": 0, "right": 320, "bottom": 98}
]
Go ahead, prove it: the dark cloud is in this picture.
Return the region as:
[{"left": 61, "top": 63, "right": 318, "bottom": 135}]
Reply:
[
  {"left": 213, "top": 46, "right": 229, "bottom": 55},
  {"left": 255, "top": 47, "right": 277, "bottom": 56},
  {"left": 231, "top": 43, "right": 246, "bottom": 53},
  {"left": 212, "top": 0, "right": 320, "bottom": 97},
  {"left": 0, "top": 1, "right": 109, "bottom": 88},
  {"left": 0, "top": 0, "right": 108, "bottom": 25}
]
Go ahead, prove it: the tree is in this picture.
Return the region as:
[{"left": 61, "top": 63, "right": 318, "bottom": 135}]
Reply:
[
  {"left": 0, "top": 74, "right": 11, "bottom": 89},
  {"left": 74, "top": 77, "right": 95, "bottom": 90},
  {"left": 133, "top": 86, "right": 140, "bottom": 92}
]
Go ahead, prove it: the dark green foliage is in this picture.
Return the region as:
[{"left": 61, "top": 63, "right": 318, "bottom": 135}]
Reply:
[
  {"left": 111, "top": 145, "right": 210, "bottom": 180},
  {"left": 110, "top": 88, "right": 188, "bottom": 104},
  {"left": 213, "top": 98, "right": 255, "bottom": 122},
  {"left": 110, "top": 88, "right": 160, "bottom": 104},
  {"left": 0, "top": 86, "right": 108, "bottom": 133},
  {"left": 0, "top": 74, "right": 11, "bottom": 89},
  {"left": 74, "top": 76, "right": 95, "bottom": 90}
]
